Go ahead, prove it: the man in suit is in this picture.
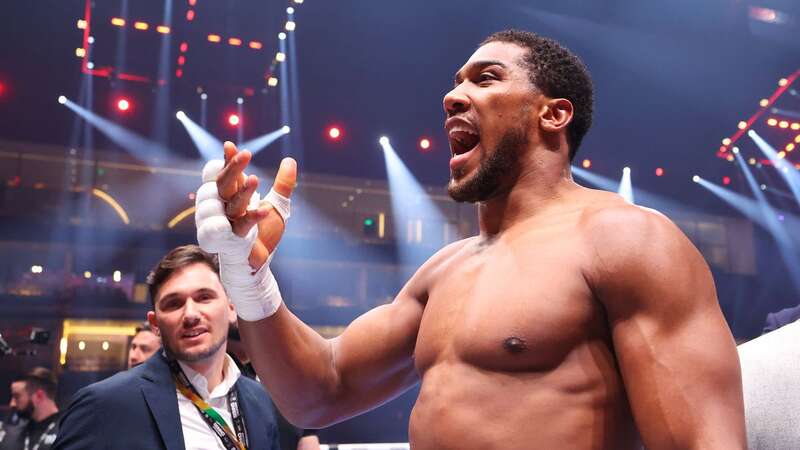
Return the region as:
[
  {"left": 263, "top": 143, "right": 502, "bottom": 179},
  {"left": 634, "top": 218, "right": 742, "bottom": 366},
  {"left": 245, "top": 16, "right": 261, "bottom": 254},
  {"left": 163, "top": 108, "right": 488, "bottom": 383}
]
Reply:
[
  {"left": 761, "top": 303, "right": 800, "bottom": 334},
  {"left": 127, "top": 322, "right": 161, "bottom": 368},
  {"left": 54, "top": 245, "right": 280, "bottom": 450},
  {"left": 738, "top": 317, "right": 800, "bottom": 449}
]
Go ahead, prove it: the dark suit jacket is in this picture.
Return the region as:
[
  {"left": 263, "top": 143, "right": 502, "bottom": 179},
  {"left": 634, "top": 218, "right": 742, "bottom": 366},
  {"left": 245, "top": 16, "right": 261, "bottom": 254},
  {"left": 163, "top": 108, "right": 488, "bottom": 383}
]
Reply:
[
  {"left": 53, "top": 352, "right": 280, "bottom": 450},
  {"left": 762, "top": 303, "right": 800, "bottom": 335}
]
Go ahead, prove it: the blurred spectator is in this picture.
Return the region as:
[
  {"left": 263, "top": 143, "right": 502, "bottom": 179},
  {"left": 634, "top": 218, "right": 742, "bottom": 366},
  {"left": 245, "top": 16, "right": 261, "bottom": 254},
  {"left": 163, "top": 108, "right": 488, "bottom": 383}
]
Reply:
[
  {"left": 761, "top": 303, "right": 800, "bottom": 335},
  {"left": 0, "top": 367, "right": 60, "bottom": 450},
  {"left": 127, "top": 323, "right": 161, "bottom": 369}
]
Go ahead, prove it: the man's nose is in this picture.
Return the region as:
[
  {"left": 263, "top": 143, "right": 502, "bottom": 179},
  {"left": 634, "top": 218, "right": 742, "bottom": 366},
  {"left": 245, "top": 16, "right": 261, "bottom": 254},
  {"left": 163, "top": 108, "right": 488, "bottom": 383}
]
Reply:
[
  {"left": 443, "top": 85, "right": 470, "bottom": 116},
  {"left": 182, "top": 298, "right": 201, "bottom": 324}
]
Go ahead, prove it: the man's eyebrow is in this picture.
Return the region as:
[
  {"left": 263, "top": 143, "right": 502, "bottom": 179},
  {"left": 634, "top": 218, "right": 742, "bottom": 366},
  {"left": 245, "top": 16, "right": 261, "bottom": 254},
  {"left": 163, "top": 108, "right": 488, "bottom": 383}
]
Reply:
[{"left": 453, "top": 60, "right": 508, "bottom": 85}]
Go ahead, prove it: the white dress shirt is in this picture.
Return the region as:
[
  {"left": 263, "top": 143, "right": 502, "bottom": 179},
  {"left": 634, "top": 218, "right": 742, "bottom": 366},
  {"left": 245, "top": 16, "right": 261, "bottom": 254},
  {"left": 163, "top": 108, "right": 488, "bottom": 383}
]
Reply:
[{"left": 177, "top": 355, "right": 243, "bottom": 450}]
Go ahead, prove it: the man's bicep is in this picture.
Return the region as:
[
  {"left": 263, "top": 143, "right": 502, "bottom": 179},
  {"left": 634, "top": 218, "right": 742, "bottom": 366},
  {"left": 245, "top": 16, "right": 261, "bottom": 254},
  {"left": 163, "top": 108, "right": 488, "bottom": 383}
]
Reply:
[
  {"left": 594, "top": 212, "right": 745, "bottom": 449},
  {"left": 333, "top": 287, "right": 423, "bottom": 398}
]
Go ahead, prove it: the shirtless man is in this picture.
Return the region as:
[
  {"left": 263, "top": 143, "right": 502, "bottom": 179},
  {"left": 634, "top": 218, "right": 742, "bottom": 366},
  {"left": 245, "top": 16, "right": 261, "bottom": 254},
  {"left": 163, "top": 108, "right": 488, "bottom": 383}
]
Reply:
[{"left": 195, "top": 30, "right": 746, "bottom": 449}]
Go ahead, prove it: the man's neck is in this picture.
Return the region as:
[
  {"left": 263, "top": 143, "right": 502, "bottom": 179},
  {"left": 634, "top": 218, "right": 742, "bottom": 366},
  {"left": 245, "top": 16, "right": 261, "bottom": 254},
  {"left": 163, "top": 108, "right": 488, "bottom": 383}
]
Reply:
[
  {"left": 478, "top": 160, "right": 577, "bottom": 235},
  {"left": 31, "top": 401, "right": 58, "bottom": 423},
  {"left": 182, "top": 349, "right": 228, "bottom": 393}
]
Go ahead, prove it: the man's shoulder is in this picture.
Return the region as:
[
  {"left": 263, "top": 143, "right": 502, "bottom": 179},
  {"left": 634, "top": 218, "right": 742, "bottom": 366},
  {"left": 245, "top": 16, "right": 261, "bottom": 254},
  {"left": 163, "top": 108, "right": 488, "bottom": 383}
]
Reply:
[
  {"left": 73, "top": 361, "right": 159, "bottom": 405},
  {"left": 406, "top": 236, "right": 477, "bottom": 289},
  {"left": 579, "top": 198, "right": 673, "bottom": 240},
  {"left": 579, "top": 200, "right": 686, "bottom": 265}
]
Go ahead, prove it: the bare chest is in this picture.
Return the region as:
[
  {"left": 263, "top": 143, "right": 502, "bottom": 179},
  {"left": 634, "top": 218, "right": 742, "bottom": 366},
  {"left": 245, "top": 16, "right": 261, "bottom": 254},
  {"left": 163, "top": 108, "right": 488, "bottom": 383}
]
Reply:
[{"left": 414, "top": 234, "right": 606, "bottom": 374}]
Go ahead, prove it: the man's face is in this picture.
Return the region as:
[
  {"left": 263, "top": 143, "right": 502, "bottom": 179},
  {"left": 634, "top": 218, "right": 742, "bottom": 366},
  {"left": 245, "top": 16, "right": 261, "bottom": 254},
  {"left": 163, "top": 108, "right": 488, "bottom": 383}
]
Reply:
[
  {"left": 147, "top": 263, "right": 235, "bottom": 364},
  {"left": 444, "top": 41, "right": 542, "bottom": 202},
  {"left": 127, "top": 330, "right": 161, "bottom": 368},
  {"left": 9, "top": 381, "right": 32, "bottom": 419}
]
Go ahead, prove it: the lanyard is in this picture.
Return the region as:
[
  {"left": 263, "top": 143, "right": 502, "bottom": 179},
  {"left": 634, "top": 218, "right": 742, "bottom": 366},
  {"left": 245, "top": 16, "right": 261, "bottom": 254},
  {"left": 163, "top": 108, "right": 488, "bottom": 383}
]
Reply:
[
  {"left": 23, "top": 422, "right": 56, "bottom": 450},
  {"left": 168, "top": 359, "right": 248, "bottom": 450}
]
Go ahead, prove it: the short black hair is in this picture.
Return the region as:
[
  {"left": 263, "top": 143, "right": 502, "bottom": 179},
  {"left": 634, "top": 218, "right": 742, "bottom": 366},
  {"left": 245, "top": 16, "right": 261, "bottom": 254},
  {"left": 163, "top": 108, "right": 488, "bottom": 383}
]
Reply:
[
  {"left": 146, "top": 245, "right": 219, "bottom": 307},
  {"left": 134, "top": 322, "right": 154, "bottom": 335},
  {"left": 15, "top": 367, "right": 57, "bottom": 400},
  {"left": 482, "top": 29, "right": 594, "bottom": 160}
]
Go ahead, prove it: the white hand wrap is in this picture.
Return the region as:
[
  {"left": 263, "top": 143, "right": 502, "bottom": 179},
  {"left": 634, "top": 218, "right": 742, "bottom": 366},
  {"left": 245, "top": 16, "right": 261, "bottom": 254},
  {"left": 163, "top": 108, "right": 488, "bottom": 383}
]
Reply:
[{"left": 195, "top": 159, "right": 291, "bottom": 321}]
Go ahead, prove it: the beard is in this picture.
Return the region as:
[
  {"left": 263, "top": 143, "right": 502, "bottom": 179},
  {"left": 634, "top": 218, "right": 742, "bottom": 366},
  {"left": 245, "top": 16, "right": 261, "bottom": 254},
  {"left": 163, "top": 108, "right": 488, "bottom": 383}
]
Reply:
[
  {"left": 447, "top": 126, "right": 527, "bottom": 203},
  {"left": 11, "top": 403, "right": 33, "bottom": 423},
  {"left": 161, "top": 327, "right": 227, "bottom": 363}
]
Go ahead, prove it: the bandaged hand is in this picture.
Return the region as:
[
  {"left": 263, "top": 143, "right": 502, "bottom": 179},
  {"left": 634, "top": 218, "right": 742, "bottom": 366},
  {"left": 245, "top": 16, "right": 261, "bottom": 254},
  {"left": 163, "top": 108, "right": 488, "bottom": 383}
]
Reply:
[{"left": 195, "top": 141, "right": 297, "bottom": 321}]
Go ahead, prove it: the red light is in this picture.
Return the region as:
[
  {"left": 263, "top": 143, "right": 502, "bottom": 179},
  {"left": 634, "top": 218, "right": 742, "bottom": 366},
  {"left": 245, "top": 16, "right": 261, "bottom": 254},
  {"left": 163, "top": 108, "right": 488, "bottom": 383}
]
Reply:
[
  {"left": 177, "top": 55, "right": 186, "bottom": 66},
  {"left": 188, "top": 0, "right": 197, "bottom": 5},
  {"left": 327, "top": 126, "right": 341, "bottom": 139},
  {"left": 175, "top": 69, "right": 183, "bottom": 78},
  {"left": 722, "top": 176, "right": 731, "bottom": 186},
  {"left": 581, "top": 159, "right": 591, "bottom": 169},
  {"left": 419, "top": 138, "right": 431, "bottom": 151},
  {"left": 228, "top": 37, "right": 242, "bottom": 46},
  {"left": 116, "top": 98, "right": 130, "bottom": 112},
  {"left": 228, "top": 114, "right": 240, "bottom": 127},
  {"left": 0, "top": 82, "right": 5, "bottom": 98},
  {"left": 655, "top": 167, "right": 664, "bottom": 177},
  {"left": 180, "top": 42, "right": 188, "bottom": 52},
  {"left": 186, "top": 10, "right": 195, "bottom": 21}
]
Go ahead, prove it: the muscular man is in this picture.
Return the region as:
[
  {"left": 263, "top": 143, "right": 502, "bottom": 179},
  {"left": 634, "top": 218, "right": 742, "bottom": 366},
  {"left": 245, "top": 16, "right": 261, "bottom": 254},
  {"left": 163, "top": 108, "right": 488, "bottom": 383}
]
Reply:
[
  {"left": 127, "top": 323, "right": 161, "bottom": 368},
  {"left": 197, "top": 30, "right": 745, "bottom": 449}
]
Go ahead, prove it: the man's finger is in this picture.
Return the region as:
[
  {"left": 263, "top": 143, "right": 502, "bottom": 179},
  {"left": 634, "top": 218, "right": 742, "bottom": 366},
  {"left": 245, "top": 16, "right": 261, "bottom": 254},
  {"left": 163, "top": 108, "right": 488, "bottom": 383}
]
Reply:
[
  {"left": 226, "top": 174, "right": 260, "bottom": 220},
  {"left": 218, "top": 146, "right": 252, "bottom": 201},
  {"left": 272, "top": 157, "right": 297, "bottom": 198},
  {"left": 231, "top": 205, "right": 272, "bottom": 238},
  {"left": 223, "top": 141, "right": 237, "bottom": 167}
]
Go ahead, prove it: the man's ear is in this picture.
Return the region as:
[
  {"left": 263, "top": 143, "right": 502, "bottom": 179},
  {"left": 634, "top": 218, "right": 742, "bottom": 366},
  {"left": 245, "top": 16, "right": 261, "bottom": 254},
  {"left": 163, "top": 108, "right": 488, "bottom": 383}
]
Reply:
[
  {"left": 539, "top": 98, "right": 574, "bottom": 133},
  {"left": 32, "top": 388, "right": 46, "bottom": 404},
  {"left": 147, "top": 311, "right": 160, "bottom": 336},
  {"left": 227, "top": 301, "right": 237, "bottom": 324}
]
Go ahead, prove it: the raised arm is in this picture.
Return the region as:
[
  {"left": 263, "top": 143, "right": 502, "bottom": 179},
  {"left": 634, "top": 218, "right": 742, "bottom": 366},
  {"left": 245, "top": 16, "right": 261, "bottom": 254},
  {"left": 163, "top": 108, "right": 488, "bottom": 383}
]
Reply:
[
  {"left": 199, "top": 142, "right": 442, "bottom": 427},
  {"left": 586, "top": 206, "right": 745, "bottom": 450},
  {"left": 240, "top": 270, "right": 425, "bottom": 428}
]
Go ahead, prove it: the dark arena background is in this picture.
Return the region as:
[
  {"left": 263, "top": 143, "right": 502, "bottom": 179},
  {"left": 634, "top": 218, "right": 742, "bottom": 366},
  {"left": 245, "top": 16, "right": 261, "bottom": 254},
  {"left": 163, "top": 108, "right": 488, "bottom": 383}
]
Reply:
[{"left": 0, "top": 0, "right": 798, "bottom": 447}]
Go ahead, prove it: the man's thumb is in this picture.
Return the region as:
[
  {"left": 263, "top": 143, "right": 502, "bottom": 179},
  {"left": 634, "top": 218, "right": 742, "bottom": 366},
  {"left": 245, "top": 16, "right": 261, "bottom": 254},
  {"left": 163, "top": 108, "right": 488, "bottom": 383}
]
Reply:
[{"left": 273, "top": 157, "right": 297, "bottom": 198}]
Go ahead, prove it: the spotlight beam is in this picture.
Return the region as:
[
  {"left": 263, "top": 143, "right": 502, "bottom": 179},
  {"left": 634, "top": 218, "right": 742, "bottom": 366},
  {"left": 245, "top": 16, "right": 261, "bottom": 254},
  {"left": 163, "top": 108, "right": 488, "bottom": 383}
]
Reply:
[
  {"left": 748, "top": 130, "right": 800, "bottom": 208},
  {"left": 176, "top": 111, "right": 224, "bottom": 160},
  {"left": 573, "top": 165, "right": 702, "bottom": 215},
  {"left": 618, "top": 167, "right": 635, "bottom": 204},
  {"left": 239, "top": 127, "right": 291, "bottom": 155},
  {"left": 572, "top": 165, "right": 619, "bottom": 192},
  {"left": 60, "top": 97, "right": 175, "bottom": 162},
  {"left": 734, "top": 152, "right": 800, "bottom": 295},
  {"left": 380, "top": 137, "right": 447, "bottom": 266}
]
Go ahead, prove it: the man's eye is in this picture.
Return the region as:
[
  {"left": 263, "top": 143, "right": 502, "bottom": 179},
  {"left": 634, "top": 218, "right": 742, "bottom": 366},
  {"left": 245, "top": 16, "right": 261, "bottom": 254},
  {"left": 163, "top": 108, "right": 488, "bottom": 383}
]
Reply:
[{"left": 478, "top": 73, "right": 497, "bottom": 83}]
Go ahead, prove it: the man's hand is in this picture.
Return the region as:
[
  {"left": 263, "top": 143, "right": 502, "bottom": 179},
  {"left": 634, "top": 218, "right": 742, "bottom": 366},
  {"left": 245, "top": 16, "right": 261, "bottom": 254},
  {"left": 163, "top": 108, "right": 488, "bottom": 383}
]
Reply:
[
  {"left": 195, "top": 140, "right": 297, "bottom": 321},
  {"left": 215, "top": 141, "right": 297, "bottom": 270}
]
